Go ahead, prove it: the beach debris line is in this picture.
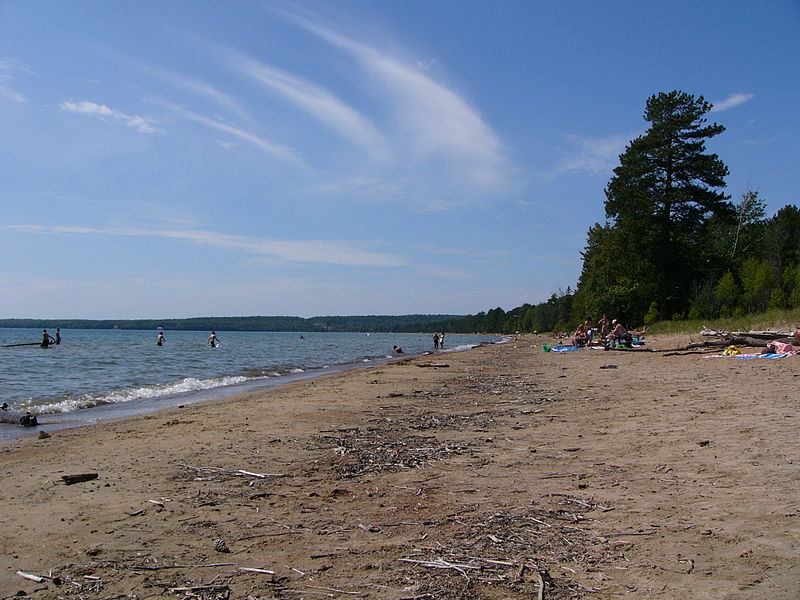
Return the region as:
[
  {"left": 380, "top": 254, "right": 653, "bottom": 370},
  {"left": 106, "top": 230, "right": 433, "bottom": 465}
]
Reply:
[
  {"left": 314, "top": 427, "right": 470, "bottom": 479},
  {"left": 393, "top": 500, "right": 615, "bottom": 598}
]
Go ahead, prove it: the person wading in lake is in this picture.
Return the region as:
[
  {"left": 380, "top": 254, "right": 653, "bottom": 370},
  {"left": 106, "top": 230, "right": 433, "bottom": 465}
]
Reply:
[
  {"left": 207, "top": 331, "right": 220, "bottom": 348},
  {"left": 41, "top": 329, "right": 56, "bottom": 348},
  {"left": 55, "top": 328, "right": 61, "bottom": 345},
  {"left": 157, "top": 331, "right": 165, "bottom": 346}
]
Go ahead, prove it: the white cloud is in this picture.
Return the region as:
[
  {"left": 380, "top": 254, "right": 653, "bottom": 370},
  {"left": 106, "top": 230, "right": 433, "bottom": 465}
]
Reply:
[
  {"left": 544, "top": 132, "right": 632, "bottom": 179},
  {"left": 5, "top": 224, "right": 407, "bottom": 267},
  {"left": 711, "top": 93, "right": 755, "bottom": 112},
  {"left": 154, "top": 99, "right": 306, "bottom": 167},
  {"left": 226, "top": 50, "right": 390, "bottom": 160},
  {"left": 60, "top": 100, "right": 161, "bottom": 134},
  {"left": 0, "top": 57, "right": 29, "bottom": 103},
  {"left": 279, "top": 10, "right": 511, "bottom": 192},
  {"left": 0, "top": 85, "right": 25, "bottom": 102},
  {"left": 133, "top": 62, "right": 252, "bottom": 122}
]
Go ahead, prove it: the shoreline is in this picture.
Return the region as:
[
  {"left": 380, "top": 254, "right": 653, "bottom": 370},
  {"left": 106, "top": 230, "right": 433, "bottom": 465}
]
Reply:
[
  {"left": 1, "top": 335, "right": 797, "bottom": 598},
  {"left": 0, "top": 337, "right": 503, "bottom": 444}
]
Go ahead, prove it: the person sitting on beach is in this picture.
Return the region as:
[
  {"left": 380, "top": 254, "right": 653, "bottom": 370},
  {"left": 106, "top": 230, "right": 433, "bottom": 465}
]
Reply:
[
  {"left": 607, "top": 320, "right": 632, "bottom": 348},
  {"left": 794, "top": 328, "right": 800, "bottom": 344},
  {"left": 584, "top": 317, "right": 595, "bottom": 344},
  {"left": 572, "top": 324, "right": 589, "bottom": 347}
]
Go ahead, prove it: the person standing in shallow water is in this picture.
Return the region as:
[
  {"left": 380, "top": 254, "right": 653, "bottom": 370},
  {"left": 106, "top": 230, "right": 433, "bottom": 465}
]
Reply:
[
  {"left": 432, "top": 333, "right": 440, "bottom": 349},
  {"left": 207, "top": 331, "right": 220, "bottom": 347},
  {"left": 55, "top": 328, "right": 61, "bottom": 344},
  {"left": 156, "top": 332, "right": 165, "bottom": 346},
  {"left": 41, "top": 329, "right": 55, "bottom": 348}
]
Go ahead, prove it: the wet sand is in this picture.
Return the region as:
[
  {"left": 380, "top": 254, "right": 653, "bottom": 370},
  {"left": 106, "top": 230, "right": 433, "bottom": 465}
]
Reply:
[{"left": 0, "top": 335, "right": 797, "bottom": 599}]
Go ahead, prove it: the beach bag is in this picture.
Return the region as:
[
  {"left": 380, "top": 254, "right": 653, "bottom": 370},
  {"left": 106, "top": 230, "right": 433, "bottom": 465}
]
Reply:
[{"left": 722, "top": 345, "right": 740, "bottom": 356}]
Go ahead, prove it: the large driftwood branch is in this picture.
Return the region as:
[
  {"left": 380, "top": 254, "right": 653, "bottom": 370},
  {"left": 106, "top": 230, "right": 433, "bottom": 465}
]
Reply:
[{"left": 655, "top": 333, "right": 779, "bottom": 353}]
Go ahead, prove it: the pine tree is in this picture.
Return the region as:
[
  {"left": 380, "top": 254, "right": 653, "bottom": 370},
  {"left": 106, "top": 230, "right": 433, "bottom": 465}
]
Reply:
[{"left": 601, "top": 91, "right": 733, "bottom": 320}]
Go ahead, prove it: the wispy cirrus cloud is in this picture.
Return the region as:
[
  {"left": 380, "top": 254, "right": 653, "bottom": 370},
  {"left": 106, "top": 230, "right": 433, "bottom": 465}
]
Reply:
[
  {"left": 711, "top": 92, "right": 755, "bottom": 112},
  {"left": 60, "top": 100, "right": 161, "bottom": 134},
  {"left": 225, "top": 50, "right": 390, "bottom": 160},
  {"left": 544, "top": 132, "right": 633, "bottom": 179},
  {"left": 133, "top": 62, "right": 252, "bottom": 122},
  {"left": 0, "top": 57, "right": 30, "bottom": 103},
  {"left": 278, "top": 9, "right": 511, "bottom": 192},
  {"left": 5, "top": 224, "right": 406, "bottom": 267},
  {"left": 154, "top": 99, "right": 306, "bottom": 167}
]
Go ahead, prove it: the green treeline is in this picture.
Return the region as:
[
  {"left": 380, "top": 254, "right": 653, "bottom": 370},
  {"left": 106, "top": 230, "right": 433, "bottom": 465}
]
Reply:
[
  {"left": 0, "top": 314, "right": 465, "bottom": 333},
  {"left": 449, "top": 91, "right": 800, "bottom": 334}
]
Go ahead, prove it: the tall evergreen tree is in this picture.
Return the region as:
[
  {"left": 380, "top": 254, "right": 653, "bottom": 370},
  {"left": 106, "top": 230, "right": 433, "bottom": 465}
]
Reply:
[{"left": 598, "top": 90, "right": 733, "bottom": 320}]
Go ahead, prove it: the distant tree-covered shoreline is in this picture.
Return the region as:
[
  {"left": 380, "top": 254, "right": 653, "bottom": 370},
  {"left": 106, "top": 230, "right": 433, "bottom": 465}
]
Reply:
[{"left": 0, "top": 314, "right": 469, "bottom": 334}]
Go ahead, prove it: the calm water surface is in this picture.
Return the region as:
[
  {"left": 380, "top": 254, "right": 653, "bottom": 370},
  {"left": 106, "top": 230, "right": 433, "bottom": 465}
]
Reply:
[{"left": 0, "top": 328, "right": 499, "bottom": 441}]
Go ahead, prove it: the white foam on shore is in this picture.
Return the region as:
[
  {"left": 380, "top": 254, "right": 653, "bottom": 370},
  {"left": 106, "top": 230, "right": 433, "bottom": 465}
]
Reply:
[{"left": 21, "top": 374, "right": 258, "bottom": 415}]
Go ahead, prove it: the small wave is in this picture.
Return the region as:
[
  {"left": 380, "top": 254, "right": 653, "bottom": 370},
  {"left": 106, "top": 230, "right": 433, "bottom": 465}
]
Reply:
[
  {"left": 441, "top": 343, "right": 478, "bottom": 353},
  {"left": 23, "top": 375, "right": 256, "bottom": 415}
]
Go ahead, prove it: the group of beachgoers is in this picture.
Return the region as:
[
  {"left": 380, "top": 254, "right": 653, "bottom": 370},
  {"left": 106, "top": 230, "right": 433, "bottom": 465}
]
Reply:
[
  {"left": 564, "top": 315, "right": 647, "bottom": 349},
  {"left": 432, "top": 332, "right": 446, "bottom": 349},
  {"left": 154, "top": 331, "right": 221, "bottom": 347},
  {"left": 40, "top": 328, "right": 61, "bottom": 348}
]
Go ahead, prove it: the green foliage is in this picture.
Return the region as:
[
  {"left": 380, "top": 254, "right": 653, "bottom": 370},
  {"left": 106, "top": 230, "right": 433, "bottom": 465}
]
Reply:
[
  {"left": 644, "top": 301, "right": 659, "bottom": 325},
  {"left": 740, "top": 258, "right": 776, "bottom": 313}
]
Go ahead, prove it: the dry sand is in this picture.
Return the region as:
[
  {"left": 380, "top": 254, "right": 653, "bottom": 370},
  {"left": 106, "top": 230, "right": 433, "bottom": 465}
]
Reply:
[{"left": 0, "top": 336, "right": 798, "bottom": 599}]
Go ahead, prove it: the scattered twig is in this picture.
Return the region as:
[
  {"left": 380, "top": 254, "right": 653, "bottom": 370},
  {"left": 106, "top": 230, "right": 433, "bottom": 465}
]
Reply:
[
  {"left": 179, "top": 463, "right": 284, "bottom": 478},
  {"left": 131, "top": 562, "right": 236, "bottom": 570},
  {"left": 238, "top": 567, "right": 275, "bottom": 575}
]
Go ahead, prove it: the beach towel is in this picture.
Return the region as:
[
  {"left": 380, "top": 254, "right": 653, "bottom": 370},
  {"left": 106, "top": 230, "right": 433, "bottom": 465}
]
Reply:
[
  {"left": 551, "top": 346, "right": 583, "bottom": 352},
  {"left": 735, "top": 352, "right": 794, "bottom": 359}
]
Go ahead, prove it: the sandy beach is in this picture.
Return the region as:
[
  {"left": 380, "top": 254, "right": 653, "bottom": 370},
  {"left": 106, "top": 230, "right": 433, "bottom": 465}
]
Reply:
[{"left": 1, "top": 336, "right": 798, "bottom": 599}]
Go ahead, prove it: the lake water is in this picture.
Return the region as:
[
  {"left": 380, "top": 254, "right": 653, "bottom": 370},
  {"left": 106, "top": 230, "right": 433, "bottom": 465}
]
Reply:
[{"left": 0, "top": 328, "right": 499, "bottom": 441}]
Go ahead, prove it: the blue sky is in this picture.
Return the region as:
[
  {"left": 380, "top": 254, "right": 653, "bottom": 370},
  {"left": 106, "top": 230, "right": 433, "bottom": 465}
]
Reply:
[{"left": 1, "top": 1, "right": 798, "bottom": 319}]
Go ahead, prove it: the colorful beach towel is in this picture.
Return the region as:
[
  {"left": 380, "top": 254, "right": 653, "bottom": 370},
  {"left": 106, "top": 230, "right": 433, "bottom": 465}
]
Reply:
[
  {"left": 551, "top": 345, "right": 583, "bottom": 352},
  {"left": 736, "top": 352, "right": 795, "bottom": 359}
]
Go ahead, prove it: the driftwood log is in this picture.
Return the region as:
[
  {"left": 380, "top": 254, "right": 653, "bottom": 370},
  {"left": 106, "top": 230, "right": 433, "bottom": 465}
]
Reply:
[
  {"left": 62, "top": 473, "right": 99, "bottom": 485},
  {"left": 655, "top": 329, "right": 792, "bottom": 354}
]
